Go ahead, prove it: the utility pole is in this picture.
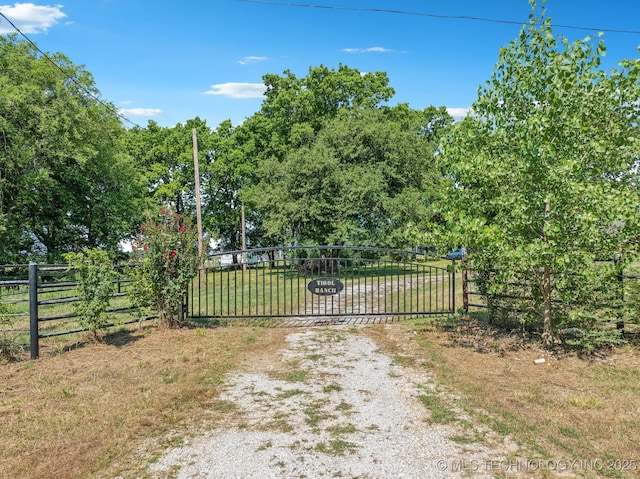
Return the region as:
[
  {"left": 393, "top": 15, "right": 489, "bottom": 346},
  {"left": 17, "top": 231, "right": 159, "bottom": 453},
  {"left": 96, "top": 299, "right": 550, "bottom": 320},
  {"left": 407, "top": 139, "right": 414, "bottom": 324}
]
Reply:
[{"left": 192, "top": 129, "right": 204, "bottom": 256}]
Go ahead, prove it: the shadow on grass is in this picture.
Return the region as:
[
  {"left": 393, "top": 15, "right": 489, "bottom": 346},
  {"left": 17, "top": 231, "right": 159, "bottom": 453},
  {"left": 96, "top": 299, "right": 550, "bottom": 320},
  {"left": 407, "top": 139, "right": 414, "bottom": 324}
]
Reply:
[
  {"left": 51, "top": 326, "right": 147, "bottom": 356},
  {"left": 103, "top": 328, "right": 146, "bottom": 347},
  {"left": 434, "top": 312, "right": 640, "bottom": 359}
]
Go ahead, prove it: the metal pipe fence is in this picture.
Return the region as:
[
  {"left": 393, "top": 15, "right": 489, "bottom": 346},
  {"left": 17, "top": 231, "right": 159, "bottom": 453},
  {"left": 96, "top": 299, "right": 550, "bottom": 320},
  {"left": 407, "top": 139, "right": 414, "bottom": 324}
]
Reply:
[
  {"left": 0, "top": 263, "right": 148, "bottom": 360},
  {"left": 188, "top": 246, "right": 456, "bottom": 324},
  {"left": 1, "top": 248, "right": 457, "bottom": 359}
]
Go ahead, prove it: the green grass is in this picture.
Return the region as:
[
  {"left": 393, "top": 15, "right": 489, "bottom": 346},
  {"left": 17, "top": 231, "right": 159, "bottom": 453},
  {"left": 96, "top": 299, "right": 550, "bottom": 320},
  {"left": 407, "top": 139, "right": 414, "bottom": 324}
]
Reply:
[
  {"left": 417, "top": 388, "right": 458, "bottom": 424},
  {"left": 304, "top": 407, "right": 330, "bottom": 428},
  {"left": 322, "top": 383, "right": 342, "bottom": 393}
]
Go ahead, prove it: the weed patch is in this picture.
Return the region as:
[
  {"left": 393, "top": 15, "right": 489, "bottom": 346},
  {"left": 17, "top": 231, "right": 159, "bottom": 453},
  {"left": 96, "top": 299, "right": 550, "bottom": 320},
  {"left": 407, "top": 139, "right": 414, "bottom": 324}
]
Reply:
[
  {"left": 314, "top": 439, "right": 356, "bottom": 455},
  {"left": 418, "top": 388, "right": 457, "bottom": 425}
]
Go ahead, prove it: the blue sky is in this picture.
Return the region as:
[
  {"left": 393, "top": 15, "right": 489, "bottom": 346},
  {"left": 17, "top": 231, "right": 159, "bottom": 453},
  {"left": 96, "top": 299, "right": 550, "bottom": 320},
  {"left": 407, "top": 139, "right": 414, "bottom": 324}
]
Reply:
[{"left": 1, "top": 1, "right": 639, "bottom": 128}]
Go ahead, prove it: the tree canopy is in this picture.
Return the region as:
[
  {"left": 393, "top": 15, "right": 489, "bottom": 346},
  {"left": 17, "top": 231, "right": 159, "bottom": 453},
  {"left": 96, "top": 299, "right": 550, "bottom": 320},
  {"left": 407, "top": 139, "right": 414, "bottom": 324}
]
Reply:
[
  {"left": 250, "top": 106, "right": 451, "bottom": 247},
  {"left": 198, "top": 64, "right": 451, "bottom": 251},
  {"left": 0, "top": 35, "right": 145, "bottom": 262},
  {"left": 437, "top": 6, "right": 640, "bottom": 345},
  {"left": 1, "top": 42, "right": 453, "bottom": 259}
]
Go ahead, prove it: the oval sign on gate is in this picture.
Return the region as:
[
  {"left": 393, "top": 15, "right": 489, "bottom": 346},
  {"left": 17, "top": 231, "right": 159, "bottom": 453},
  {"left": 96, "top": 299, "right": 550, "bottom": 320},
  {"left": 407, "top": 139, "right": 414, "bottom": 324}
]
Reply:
[{"left": 307, "top": 277, "right": 344, "bottom": 296}]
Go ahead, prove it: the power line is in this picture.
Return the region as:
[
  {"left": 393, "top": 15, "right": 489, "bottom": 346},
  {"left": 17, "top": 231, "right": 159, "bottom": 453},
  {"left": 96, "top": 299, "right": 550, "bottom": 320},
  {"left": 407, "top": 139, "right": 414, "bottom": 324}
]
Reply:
[
  {"left": 238, "top": 0, "right": 640, "bottom": 35},
  {"left": 0, "top": 11, "right": 141, "bottom": 128}
]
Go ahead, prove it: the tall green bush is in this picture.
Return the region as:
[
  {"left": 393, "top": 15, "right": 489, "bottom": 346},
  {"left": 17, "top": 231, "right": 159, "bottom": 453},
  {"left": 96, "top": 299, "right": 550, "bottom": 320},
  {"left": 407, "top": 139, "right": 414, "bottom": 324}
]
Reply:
[
  {"left": 129, "top": 208, "right": 202, "bottom": 328},
  {"left": 64, "top": 248, "right": 117, "bottom": 339},
  {"left": 437, "top": 2, "right": 640, "bottom": 348}
]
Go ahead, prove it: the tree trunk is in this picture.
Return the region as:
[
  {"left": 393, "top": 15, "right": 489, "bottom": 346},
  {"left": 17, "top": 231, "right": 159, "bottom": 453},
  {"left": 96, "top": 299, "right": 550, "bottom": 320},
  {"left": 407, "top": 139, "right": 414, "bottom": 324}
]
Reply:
[
  {"left": 541, "top": 198, "right": 553, "bottom": 346},
  {"left": 542, "top": 265, "right": 553, "bottom": 346}
]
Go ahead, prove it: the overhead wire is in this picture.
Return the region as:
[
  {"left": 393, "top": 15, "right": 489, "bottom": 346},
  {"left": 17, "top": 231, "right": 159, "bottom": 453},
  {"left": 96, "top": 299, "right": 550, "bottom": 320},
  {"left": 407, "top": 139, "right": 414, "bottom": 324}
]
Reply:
[
  {"left": 0, "top": 11, "right": 142, "bottom": 128},
  {"left": 237, "top": 0, "right": 640, "bottom": 35},
  {"left": 2, "top": 1, "right": 638, "bottom": 132}
]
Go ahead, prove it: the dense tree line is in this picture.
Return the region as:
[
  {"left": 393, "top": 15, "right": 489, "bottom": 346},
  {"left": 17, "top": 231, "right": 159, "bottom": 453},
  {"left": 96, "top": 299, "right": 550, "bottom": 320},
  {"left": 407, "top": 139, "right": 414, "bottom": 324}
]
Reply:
[
  {"left": 2, "top": 1, "right": 639, "bottom": 347},
  {"left": 0, "top": 37, "right": 451, "bottom": 262}
]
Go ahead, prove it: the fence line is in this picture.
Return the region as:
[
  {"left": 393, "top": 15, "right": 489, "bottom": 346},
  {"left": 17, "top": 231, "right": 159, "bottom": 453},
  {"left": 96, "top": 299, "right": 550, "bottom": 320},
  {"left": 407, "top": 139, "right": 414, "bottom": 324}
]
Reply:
[
  {"left": 0, "top": 263, "right": 149, "bottom": 360},
  {"left": 462, "top": 264, "right": 640, "bottom": 326},
  {"left": 189, "top": 246, "right": 456, "bottom": 322}
]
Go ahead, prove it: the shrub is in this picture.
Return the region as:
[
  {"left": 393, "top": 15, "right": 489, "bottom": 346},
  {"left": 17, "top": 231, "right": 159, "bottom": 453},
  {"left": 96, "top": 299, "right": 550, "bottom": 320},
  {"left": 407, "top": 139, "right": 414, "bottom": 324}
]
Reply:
[
  {"left": 129, "top": 208, "right": 202, "bottom": 328},
  {"left": 470, "top": 256, "right": 629, "bottom": 350},
  {"left": 64, "top": 248, "right": 117, "bottom": 339}
]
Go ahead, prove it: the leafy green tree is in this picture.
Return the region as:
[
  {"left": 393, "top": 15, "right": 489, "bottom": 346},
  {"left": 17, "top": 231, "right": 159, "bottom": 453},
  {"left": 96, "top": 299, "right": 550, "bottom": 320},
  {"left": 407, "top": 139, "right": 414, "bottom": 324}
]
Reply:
[
  {"left": 122, "top": 117, "right": 214, "bottom": 216},
  {"left": 201, "top": 65, "right": 397, "bottom": 251},
  {"left": 250, "top": 106, "right": 451, "bottom": 248},
  {"left": 438, "top": 5, "right": 640, "bottom": 346},
  {"left": 200, "top": 119, "right": 252, "bottom": 252},
  {"left": 0, "top": 35, "right": 144, "bottom": 262},
  {"left": 260, "top": 64, "right": 395, "bottom": 153}
]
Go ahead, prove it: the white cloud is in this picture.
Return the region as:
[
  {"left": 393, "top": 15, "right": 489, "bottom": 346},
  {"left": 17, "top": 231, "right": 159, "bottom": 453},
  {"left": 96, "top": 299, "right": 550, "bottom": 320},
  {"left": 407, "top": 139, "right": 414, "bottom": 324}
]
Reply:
[
  {"left": 204, "top": 82, "right": 266, "bottom": 99},
  {"left": 237, "top": 56, "right": 268, "bottom": 65},
  {"left": 342, "top": 46, "right": 401, "bottom": 54},
  {"left": 447, "top": 107, "right": 471, "bottom": 121},
  {"left": 0, "top": 2, "right": 66, "bottom": 34},
  {"left": 118, "top": 108, "right": 163, "bottom": 117}
]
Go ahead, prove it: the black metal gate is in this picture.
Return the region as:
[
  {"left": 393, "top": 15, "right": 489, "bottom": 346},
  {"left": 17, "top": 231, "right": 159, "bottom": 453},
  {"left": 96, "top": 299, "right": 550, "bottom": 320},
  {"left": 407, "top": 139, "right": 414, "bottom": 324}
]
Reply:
[{"left": 187, "top": 246, "right": 455, "bottom": 325}]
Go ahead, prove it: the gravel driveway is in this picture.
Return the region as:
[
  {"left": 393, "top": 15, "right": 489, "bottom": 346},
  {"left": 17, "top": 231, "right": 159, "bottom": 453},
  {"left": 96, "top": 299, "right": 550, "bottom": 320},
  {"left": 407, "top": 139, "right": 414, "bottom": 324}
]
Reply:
[{"left": 149, "top": 325, "right": 511, "bottom": 478}]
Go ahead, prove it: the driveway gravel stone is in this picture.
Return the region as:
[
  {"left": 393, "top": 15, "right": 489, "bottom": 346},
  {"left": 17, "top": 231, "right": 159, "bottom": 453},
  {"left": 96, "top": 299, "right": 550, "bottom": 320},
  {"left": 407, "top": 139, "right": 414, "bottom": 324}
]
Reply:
[{"left": 149, "top": 326, "right": 512, "bottom": 478}]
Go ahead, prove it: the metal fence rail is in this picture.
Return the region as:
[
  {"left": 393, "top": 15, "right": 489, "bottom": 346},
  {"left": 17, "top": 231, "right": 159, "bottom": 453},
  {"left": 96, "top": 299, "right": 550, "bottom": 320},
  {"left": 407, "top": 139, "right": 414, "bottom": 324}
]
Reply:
[
  {"left": 0, "top": 263, "right": 147, "bottom": 360},
  {"left": 462, "top": 264, "right": 640, "bottom": 331},
  {"left": 189, "top": 246, "right": 455, "bottom": 322},
  {"left": 1, "top": 248, "right": 455, "bottom": 359}
]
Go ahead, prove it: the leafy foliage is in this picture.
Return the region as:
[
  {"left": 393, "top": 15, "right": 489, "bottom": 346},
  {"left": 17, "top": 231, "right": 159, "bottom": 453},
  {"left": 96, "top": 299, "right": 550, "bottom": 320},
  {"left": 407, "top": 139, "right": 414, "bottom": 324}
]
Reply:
[
  {"left": 250, "top": 106, "right": 451, "bottom": 247},
  {"left": 0, "top": 35, "right": 145, "bottom": 263},
  {"left": 64, "top": 249, "right": 117, "bottom": 339},
  {"left": 129, "top": 209, "right": 202, "bottom": 328},
  {"left": 437, "top": 3, "right": 640, "bottom": 347},
  {"left": 226, "top": 65, "right": 400, "bottom": 247}
]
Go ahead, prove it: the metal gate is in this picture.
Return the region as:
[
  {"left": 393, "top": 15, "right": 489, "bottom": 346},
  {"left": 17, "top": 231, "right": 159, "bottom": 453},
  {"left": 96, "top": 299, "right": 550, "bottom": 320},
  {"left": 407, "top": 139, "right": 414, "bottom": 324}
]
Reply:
[{"left": 187, "top": 246, "right": 455, "bottom": 324}]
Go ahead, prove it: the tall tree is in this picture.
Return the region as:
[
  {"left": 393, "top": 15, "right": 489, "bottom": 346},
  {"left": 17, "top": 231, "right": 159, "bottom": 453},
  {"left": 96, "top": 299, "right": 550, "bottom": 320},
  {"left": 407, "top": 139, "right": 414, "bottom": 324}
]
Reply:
[
  {"left": 204, "top": 64, "right": 397, "bottom": 250},
  {"left": 438, "top": 5, "right": 640, "bottom": 345},
  {"left": 260, "top": 64, "right": 395, "bottom": 153},
  {"left": 0, "top": 35, "right": 144, "bottom": 262},
  {"left": 122, "top": 117, "right": 214, "bottom": 217},
  {"left": 250, "top": 106, "right": 452, "bottom": 248},
  {"left": 200, "top": 119, "right": 248, "bottom": 251}
]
